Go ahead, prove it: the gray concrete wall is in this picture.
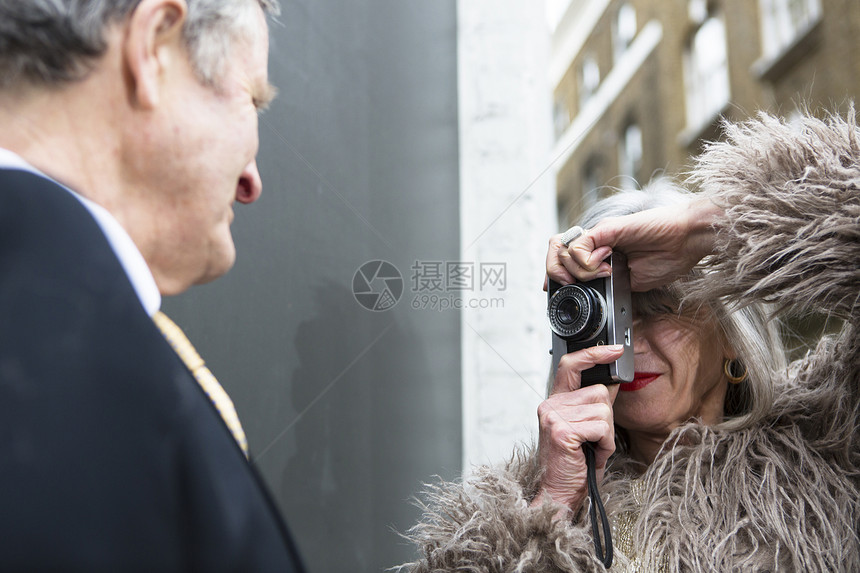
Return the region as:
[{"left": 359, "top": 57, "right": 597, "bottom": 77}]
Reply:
[{"left": 163, "top": 1, "right": 461, "bottom": 571}]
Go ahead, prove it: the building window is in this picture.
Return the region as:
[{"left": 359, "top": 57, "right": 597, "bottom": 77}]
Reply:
[
  {"left": 688, "top": 0, "right": 708, "bottom": 24},
  {"left": 758, "top": 0, "right": 822, "bottom": 59},
  {"left": 582, "top": 156, "right": 602, "bottom": 211},
  {"left": 618, "top": 122, "right": 643, "bottom": 189},
  {"left": 553, "top": 93, "right": 571, "bottom": 140},
  {"left": 578, "top": 54, "right": 600, "bottom": 110},
  {"left": 613, "top": 3, "right": 638, "bottom": 62},
  {"left": 683, "top": 12, "right": 730, "bottom": 131}
]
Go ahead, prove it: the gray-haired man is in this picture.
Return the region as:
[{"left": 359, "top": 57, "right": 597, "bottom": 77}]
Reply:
[{"left": 0, "top": 1, "right": 304, "bottom": 570}]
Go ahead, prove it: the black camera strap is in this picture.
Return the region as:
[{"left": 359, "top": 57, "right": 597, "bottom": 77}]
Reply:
[{"left": 584, "top": 442, "right": 613, "bottom": 568}]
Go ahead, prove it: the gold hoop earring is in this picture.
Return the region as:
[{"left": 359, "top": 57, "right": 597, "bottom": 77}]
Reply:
[{"left": 724, "top": 359, "right": 748, "bottom": 384}]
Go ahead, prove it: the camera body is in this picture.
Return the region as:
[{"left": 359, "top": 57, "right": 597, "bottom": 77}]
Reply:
[{"left": 547, "top": 252, "right": 634, "bottom": 386}]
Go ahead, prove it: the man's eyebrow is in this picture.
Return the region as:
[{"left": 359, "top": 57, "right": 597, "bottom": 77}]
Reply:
[{"left": 253, "top": 83, "right": 278, "bottom": 112}]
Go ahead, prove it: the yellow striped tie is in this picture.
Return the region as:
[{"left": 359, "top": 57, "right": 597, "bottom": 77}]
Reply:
[{"left": 152, "top": 311, "right": 249, "bottom": 458}]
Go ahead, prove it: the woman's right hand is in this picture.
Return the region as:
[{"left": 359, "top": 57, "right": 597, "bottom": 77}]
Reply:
[{"left": 530, "top": 345, "right": 622, "bottom": 515}]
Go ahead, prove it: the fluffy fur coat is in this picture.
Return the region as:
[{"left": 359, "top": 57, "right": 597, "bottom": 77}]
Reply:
[{"left": 399, "top": 112, "right": 860, "bottom": 572}]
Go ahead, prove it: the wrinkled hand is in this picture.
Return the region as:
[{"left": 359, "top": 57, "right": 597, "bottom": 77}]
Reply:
[
  {"left": 545, "top": 198, "right": 722, "bottom": 292},
  {"left": 531, "top": 345, "right": 622, "bottom": 515}
]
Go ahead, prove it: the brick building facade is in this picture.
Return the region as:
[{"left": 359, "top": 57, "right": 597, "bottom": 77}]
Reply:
[{"left": 550, "top": 0, "right": 860, "bottom": 227}]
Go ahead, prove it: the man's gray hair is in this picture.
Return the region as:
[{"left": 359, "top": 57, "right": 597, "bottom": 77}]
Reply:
[{"left": 0, "top": 0, "right": 279, "bottom": 89}]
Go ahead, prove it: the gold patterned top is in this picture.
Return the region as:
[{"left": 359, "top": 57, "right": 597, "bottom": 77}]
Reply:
[{"left": 612, "top": 478, "right": 668, "bottom": 572}]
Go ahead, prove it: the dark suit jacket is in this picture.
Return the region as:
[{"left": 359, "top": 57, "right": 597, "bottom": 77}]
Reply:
[{"left": 0, "top": 169, "right": 305, "bottom": 572}]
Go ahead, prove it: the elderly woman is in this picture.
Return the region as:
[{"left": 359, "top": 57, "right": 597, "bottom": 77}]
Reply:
[{"left": 401, "top": 111, "right": 860, "bottom": 572}]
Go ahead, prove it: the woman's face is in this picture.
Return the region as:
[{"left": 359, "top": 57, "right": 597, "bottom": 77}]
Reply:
[{"left": 612, "top": 293, "right": 729, "bottom": 438}]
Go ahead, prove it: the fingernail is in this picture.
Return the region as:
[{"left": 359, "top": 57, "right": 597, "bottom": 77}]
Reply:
[
  {"left": 594, "top": 263, "right": 612, "bottom": 278},
  {"left": 608, "top": 344, "right": 624, "bottom": 351}
]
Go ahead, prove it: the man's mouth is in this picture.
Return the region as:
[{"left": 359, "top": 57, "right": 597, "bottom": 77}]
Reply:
[{"left": 620, "top": 372, "right": 660, "bottom": 392}]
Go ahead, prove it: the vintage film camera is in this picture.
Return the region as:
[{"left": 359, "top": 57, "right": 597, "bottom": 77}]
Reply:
[{"left": 547, "top": 252, "right": 634, "bottom": 386}]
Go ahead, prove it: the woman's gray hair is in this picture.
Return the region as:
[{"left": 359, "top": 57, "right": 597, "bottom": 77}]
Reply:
[
  {"left": 574, "top": 178, "right": 786, "bottom": 430},
  {"left": 0, "top": 0, "right": 279, "bottom": 89}
]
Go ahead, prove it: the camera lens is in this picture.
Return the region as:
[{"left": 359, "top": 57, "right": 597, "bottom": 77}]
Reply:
[
  {"left": 548, "top": 284, "right": 606, "bottom": 341},
  {"left": 555, "top": 298, "right": 581, "bottom": 326}
]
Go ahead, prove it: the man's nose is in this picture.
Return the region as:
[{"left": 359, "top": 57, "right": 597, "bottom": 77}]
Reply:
[{"left": 236, "top": 159, "right": 263, "bottom": 204}]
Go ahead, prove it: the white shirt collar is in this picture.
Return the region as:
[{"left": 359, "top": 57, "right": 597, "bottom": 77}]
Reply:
[{"left": 0, "top": 148, "right": 161, "bottom": 316}]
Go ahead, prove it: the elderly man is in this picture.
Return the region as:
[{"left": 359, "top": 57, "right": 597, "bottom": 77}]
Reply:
[{"left": 0, "top": 0, "right": 304, "bottom": 570}]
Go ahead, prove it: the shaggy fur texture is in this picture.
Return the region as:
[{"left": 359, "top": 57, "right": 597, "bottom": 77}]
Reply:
[{"left": 398, "top": 112, "right": 860, "bottom": 572}]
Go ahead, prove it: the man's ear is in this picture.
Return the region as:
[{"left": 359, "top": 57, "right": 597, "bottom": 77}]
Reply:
[{"left": 122, "top": 0, "right": 187, "bottom": 109}]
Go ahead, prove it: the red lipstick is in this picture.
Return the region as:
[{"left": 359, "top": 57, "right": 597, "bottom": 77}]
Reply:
[{"left": 621, "top": 372, "right": 660, "bottom": 392}]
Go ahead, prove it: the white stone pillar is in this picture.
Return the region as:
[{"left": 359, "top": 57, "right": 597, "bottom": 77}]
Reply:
[{"left": 457, "top": 0, "right": 557, "bottom": 470}]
